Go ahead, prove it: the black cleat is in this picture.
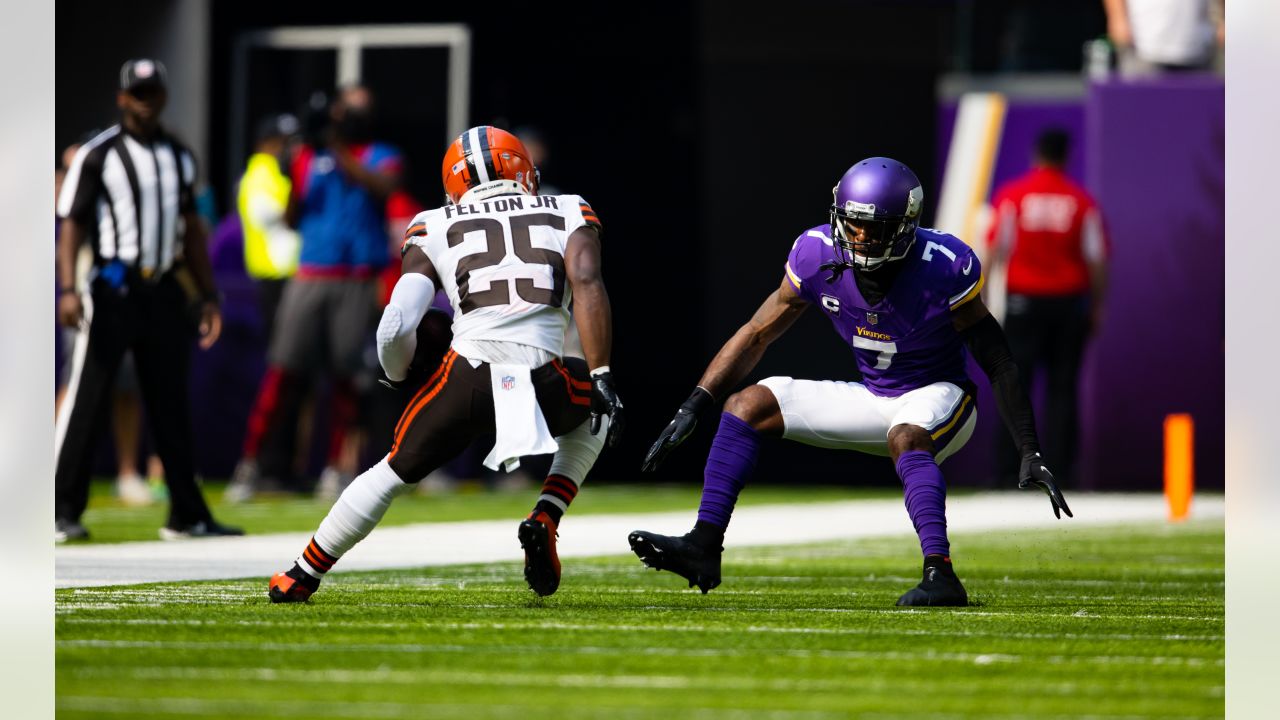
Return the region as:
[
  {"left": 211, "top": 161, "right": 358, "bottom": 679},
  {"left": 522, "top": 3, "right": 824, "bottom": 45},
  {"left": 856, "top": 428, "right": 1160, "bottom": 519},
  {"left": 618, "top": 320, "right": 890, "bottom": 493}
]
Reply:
[
  {"left": 518, "top": 512, "right": 561, "bottom": 597},
  {"left": 55, "top": 519, "right": 90, "bottom": 543},
  {"left": 159, "top": 519, "right": 246, "bottom": 541},
  {"left": 896, "top": 555, "right": 969, "bottom": 607},
  {"left": 628, "top": 530, "right": 722, "bottom": 594}
]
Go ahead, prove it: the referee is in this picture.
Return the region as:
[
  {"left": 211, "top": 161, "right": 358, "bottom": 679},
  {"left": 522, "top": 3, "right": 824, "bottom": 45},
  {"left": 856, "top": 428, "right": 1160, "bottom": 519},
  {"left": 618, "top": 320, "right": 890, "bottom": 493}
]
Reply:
[{"left": 54, "top": 59, "right": 242, "bottom": 542}]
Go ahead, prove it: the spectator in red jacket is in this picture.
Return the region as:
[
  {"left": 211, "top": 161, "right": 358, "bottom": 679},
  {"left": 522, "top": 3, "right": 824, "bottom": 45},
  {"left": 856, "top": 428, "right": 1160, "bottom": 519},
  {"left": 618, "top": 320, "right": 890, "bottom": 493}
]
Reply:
[{"left": 987, "top": 128, "right": 1108, "bottom": 488}]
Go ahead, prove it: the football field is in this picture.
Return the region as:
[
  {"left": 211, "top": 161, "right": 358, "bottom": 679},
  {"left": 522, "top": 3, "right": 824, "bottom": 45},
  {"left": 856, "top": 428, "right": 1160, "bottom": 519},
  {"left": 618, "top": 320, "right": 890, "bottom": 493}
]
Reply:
[{"left": 55, "top": 493, "right": 1223, "bottom": 720}]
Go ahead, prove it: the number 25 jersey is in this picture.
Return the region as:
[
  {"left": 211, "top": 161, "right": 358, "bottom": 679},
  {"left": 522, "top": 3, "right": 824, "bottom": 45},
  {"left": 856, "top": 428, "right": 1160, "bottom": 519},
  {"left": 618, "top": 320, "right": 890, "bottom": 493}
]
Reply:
[{"left": 402, "top": 193, "right": 601, "bottom": 356}]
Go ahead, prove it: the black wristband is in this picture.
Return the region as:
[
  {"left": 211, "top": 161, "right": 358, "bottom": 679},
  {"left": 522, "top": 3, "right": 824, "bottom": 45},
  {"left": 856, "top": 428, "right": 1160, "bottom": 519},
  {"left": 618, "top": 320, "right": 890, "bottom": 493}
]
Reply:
[
  {"left": 58, "top": 287, "right": 77, "bottom": 296},
  {"left": 680, "top": 386, "right": 715, "bottom": 416},
  {"left": 201, "top": 289, "right": 223, "bottom": 306}
]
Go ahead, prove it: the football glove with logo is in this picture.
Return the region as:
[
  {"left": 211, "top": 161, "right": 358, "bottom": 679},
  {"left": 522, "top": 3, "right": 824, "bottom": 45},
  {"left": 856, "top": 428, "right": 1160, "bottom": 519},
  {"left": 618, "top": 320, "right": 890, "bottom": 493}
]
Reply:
[
  {"left": 589, "top": 368, "right": 625, "bottom": 447},
  {"left": 1019, "top": 452, "right": 1073, "bottom": 519},
  {"left": 641, "top": 387, "right": 714, "bottom": 472}
]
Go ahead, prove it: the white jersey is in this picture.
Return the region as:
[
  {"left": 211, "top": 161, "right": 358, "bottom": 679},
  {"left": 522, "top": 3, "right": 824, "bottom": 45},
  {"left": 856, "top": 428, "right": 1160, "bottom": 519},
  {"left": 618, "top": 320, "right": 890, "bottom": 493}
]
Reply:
[{"left": 403, "top": 193, "right": 601, "bottom": 358}]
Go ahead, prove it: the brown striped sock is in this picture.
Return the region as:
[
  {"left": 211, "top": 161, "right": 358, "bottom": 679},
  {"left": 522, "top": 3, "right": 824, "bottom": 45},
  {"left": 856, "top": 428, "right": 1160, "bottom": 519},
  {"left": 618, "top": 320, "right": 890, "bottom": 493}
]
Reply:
[
  {"left": 533, "top": 474, "right": 578, "bottom": 525},
  {"left": 296, "top": 536, "right": 338, "bottom": 582}
]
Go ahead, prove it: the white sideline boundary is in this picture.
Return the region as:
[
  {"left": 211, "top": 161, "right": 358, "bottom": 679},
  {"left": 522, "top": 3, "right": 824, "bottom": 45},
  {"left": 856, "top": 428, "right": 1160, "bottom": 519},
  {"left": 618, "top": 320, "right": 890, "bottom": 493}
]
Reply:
[{"left": 55, "top": 493, "right": 1223, "bottom": 588}]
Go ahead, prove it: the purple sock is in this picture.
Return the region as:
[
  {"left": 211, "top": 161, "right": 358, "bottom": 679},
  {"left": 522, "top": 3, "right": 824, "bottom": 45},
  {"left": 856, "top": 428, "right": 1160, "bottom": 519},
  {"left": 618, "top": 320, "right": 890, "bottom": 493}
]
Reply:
[
  {"left": 896, "top": 450, "right": 951, "bottom": 558},
  {"left": 696, "top": 413, "right": 760, "bottom": 529}
]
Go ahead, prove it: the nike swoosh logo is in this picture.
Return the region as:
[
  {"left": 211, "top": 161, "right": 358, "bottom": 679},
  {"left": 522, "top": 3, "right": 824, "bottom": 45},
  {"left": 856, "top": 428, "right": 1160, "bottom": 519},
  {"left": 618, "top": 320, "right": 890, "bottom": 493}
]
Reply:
[{"left": 962, "top": 256, "right": 973, "bottom": 275}]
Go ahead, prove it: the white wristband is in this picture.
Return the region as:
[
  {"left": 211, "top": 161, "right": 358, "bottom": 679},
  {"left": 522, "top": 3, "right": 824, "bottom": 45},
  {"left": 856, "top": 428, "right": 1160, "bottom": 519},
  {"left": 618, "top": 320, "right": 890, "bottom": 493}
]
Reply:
[{"left": 590, "top": 365, "right": 611, "bottom": 377}]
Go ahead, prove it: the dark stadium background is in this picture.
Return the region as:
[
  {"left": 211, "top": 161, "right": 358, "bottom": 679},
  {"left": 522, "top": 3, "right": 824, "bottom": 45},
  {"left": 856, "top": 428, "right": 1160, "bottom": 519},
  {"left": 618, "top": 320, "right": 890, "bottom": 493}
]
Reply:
[{"left": 58, "top": 1, "right": 1221, "bottom": 493}]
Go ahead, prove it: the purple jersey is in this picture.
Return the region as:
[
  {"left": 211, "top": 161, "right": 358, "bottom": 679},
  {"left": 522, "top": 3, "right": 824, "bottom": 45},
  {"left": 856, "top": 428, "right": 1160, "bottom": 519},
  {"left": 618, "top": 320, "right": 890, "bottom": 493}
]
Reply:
[{"left": 785, "top": 225, "right": 984, "bottom": 397}]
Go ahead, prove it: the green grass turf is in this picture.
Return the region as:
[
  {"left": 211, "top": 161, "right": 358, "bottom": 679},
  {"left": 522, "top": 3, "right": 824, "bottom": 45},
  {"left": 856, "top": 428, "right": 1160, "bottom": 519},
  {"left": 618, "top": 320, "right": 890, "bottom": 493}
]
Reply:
[
  {"left": 56, "top": 519, "right": 1223, "bottom": 719},
  {"left": 78, "top": 480, "right": 902, "bottom": 544}
]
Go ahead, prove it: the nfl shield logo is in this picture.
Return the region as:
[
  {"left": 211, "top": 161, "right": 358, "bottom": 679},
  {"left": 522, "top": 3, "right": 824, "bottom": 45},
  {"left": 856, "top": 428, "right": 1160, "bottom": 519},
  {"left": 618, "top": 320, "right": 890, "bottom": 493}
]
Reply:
[
  {"left": 501, "top": 375, "right": 515, "bottom": 390},
  {"left": 866, "top": 312, "right": 879, "bottom": 325}
]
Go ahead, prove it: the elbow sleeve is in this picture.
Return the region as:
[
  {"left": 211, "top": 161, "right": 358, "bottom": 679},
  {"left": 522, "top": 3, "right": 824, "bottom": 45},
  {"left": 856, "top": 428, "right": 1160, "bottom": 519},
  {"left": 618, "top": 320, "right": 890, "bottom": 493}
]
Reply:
[{"left": 377, "top": 273, "right": 435, "bottom": 381}]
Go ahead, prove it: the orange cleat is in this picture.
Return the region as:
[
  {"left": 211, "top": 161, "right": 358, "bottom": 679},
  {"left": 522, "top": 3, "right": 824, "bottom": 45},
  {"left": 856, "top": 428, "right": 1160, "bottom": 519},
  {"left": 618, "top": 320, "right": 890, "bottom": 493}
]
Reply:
[
  {"left": 268, "top": 570, "right": 316, "bottom": 604},
  {"left": 517, "top": 511, "right": 561, "bottom": 597}
]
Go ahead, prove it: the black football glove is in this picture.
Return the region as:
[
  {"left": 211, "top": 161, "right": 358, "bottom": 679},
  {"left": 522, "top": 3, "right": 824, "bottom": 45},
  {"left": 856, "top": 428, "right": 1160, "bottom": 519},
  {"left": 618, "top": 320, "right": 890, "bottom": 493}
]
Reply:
[
  {"left": 590, "top": 369, "right": 625, "bottom": 448},
  {"left": 641, "top": 387, "right": 714, "bottom": 472},
  {"left": 1019, "top": 452, "right": 1074, "bottom": 519}
]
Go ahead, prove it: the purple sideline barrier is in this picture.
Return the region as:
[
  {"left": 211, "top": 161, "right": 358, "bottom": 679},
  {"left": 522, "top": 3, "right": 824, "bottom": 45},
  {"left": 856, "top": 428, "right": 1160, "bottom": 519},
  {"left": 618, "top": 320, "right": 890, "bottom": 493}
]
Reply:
[
  {"left": 1078, "top": 76, "right": 1223, "bottom": 491},
  {"left": 188, "top": 214, "right": 269, "bottom": 479},
  {"left": 939, "top": 76, "right": 1223, "bottom": 491}
]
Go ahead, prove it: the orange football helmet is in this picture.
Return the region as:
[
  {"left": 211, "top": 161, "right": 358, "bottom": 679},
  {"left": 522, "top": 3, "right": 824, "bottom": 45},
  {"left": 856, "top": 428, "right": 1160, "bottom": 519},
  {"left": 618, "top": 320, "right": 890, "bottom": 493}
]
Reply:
[{"left": 441, "top": 126, "right": 539, "bottom": 204}]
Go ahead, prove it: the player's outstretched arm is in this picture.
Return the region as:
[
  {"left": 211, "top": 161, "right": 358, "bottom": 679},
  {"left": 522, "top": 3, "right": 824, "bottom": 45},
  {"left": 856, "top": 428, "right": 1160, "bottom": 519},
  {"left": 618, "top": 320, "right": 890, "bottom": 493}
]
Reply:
[
  {"left": 377, "top": 245, "right": 442, "bottom": 387},
  {"left": 565, "top": 226, "right": 624, "bottom": 447},
  {"left": 641, "top": 277, "right": 808, "bottom": 472},
  {"left": 953, "top": 296, "right": 1073, "bottom": 519}
]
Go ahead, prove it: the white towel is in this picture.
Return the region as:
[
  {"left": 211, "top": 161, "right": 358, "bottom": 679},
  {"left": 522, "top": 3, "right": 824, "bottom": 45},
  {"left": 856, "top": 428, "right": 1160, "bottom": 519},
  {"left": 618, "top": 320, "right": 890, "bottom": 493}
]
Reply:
[{"left": 483, "top": 363, "right": 559, "bottom": 472}]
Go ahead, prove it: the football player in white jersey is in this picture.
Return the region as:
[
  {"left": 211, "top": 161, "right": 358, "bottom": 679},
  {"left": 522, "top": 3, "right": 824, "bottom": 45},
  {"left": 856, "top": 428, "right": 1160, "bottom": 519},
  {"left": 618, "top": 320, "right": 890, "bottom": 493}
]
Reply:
[{"left": 270, "top": 126, "right": 624, "bottom": 601}]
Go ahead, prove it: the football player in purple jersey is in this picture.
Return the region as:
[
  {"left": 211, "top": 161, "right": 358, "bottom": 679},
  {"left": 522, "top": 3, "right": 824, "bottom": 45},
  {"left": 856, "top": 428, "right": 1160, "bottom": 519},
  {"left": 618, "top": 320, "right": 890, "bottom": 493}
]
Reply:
[{"left": 631, "top": 157, "right": 1071, "bottom": 606}]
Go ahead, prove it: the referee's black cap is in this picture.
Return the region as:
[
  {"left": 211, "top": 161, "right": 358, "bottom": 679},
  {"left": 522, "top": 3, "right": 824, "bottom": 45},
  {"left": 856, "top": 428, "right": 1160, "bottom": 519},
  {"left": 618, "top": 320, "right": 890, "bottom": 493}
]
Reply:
[{"left": 120, "top": 59, "right": 168, "bottom": 92}]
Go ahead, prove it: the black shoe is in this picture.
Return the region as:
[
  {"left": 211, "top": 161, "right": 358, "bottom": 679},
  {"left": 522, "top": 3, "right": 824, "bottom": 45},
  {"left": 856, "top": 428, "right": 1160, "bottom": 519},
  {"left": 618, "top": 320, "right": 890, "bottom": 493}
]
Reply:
[
  {"left": 628, "top": 530, "right": 722, "bottom": 594},
  {"left": 896, "top": 555, "right": 968, "bottom": 607},
  {"left": 159, "top": 519, "right": 245, "bottom": 541},
  {"left": 55, "top": 519, "right": 90, "bottom": 543},
  {"left": 518, "top": 512, "right": 561, "bottom": 597}
]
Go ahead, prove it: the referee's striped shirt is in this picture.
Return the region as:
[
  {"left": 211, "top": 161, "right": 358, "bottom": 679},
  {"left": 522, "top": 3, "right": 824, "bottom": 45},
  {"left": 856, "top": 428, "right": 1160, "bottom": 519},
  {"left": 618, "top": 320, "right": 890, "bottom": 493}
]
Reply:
[{"left": 56, "top": 125, "right": 198, "bottom": 277}]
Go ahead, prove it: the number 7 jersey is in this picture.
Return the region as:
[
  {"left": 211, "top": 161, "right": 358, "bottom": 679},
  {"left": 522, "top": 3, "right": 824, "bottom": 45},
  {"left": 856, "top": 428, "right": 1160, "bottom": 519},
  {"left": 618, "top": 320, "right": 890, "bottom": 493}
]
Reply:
[
  {"left": 402, "top": 193, "right": 602, "bottom": 356},
  {"left": 784, "top": 224, "right": 983, "bottom": 398}
]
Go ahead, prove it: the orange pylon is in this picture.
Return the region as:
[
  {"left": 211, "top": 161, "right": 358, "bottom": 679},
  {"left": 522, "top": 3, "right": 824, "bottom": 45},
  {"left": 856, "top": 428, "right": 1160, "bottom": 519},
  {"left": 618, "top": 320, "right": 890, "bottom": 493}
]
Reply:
[{"left": 1163, "top": 414, "right": 1194, "bottom": 522}]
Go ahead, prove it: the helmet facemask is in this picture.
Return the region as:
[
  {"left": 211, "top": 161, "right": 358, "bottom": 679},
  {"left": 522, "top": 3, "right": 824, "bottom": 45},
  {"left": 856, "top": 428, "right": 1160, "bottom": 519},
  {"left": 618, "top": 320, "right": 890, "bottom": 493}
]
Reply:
[{"left": 826, "top": 184, "right": 923, "bottom": 276}]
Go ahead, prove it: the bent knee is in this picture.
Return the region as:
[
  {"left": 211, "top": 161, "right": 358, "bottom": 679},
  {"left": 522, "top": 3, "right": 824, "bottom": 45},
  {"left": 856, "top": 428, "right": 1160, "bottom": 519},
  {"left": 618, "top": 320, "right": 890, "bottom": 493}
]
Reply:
[
  {"left": 887, "top": 423, "right": 935, "bottom": 459},
  {"left": 723, "top": 384, "right": 782, "bottom": 435}
]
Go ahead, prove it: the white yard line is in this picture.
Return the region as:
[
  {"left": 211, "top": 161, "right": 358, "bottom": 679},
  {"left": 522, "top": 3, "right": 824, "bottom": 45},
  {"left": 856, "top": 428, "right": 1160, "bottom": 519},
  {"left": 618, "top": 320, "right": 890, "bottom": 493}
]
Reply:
[{"left": 54, "top": 492, "right": 1222, "bottom": 588}]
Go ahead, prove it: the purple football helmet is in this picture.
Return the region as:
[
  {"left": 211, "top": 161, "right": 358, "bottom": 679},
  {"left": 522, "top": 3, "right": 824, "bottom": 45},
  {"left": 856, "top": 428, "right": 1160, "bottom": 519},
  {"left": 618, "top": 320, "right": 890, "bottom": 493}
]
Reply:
[{"left": 829, "top": 157, "right": 924, "bottom": 271}]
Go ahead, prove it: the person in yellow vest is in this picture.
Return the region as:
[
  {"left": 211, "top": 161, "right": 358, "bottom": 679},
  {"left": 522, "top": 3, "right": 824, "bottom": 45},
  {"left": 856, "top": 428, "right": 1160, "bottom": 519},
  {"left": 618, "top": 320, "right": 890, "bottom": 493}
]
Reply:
[
  {"left": 227, "top": 114, "right": 303, "bottom": 503},
  {"left": 239, "top": 113, "right": 301, "bottom": 326}
]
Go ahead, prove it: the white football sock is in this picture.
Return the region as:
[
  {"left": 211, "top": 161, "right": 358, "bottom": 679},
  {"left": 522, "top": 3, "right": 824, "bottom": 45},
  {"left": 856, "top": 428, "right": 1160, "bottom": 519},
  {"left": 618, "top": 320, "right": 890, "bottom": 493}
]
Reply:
[
  {"left": 545, "top": 418, "right": 607, "bottom": 490},
  {"left": 300, "top": 458, "right": 409, "bottom": 576}
]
